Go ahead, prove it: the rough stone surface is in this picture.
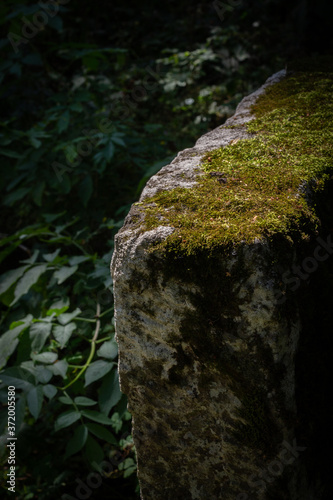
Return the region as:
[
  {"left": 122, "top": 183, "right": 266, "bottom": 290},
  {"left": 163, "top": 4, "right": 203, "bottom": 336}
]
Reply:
[
  {"left": 110, "top": 70, "right": 326, "bottom": 500},
  {"left": 139, "top": 70, "right": 286, "bottom": 201}
]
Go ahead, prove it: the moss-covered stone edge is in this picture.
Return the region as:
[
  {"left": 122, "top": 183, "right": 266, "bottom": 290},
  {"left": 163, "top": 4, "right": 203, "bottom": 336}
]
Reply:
[{"left": 134, "top": 64, "right": 333, "bottom": 258}]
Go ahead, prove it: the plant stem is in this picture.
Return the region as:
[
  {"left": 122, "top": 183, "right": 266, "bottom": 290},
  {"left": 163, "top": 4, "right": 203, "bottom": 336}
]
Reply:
[
  {"left": 75, "top": 317, "right": 96, "bottom": 323},
  {"left": 95, "top": 336, "right": 112, "bottom": 344},
  {"left": 99, "top": 307, "right": 113, "bottom": 318},
  {"left": 59, "top": 303, "right": 101, "bottom": 391}
]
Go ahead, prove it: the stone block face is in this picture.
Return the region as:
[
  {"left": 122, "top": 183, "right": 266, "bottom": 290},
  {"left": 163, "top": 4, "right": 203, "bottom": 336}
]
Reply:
[{"left": 111, "top": 69, "right": 332, "bottom": 499}]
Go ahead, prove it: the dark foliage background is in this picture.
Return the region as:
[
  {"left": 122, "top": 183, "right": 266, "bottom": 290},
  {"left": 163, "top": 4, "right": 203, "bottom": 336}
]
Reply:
[{"left": 0, "top": 0, "right": 331, "bottom": 499}]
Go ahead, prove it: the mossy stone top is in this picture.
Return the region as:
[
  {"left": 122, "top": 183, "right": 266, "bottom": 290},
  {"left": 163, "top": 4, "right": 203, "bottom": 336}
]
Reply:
[{"left": 135, "top": 61, "right": 333, "bottom": 257}]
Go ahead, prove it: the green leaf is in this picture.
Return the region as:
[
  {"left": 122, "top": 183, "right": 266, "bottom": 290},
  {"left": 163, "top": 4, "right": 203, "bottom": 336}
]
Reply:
[
  {"left": 85, "top": 435, "right": 104, "bottom": 465},
  {"left": 9, "top": 63, "right": 22, "bottom": 78},
  {"left": 123, "top": 464, "right": 137, "bottom": 478},
  {"left": 32, "top": 352, "right": 58, "bottom": 364},
  {"left": 27, "top": 385, "right": 44, "bottom": 419},
  {"left": 65, "top": 425, "right": 88, "bottom": 458},
  {"left": 29, "top": 322, "right": 52, "bottom": 352},
  {"left": 47, "top": 298, "right": 69, "bottom": 316},
  {"left": 86, "top": 423, "right": 118, "bottom": 445},
  {"left": 53, "top": 323, "right": 76, "bottom": 348},
  {"left": 98, "top": 369, "right": 122, "bottom": 416},
  {"left": 69, "top": 102, "right": 83, "bottom": 112},
  {"left": 80, "top": 410, "right": 113, "bottom": 425},
  {"left": 35, "top": 366, "right": 52, "bottom": 384},
  {"left": 42, "top": 212, "right": 66, "bottom": 223},
  {"left": 61, "top": 173, "right": 72, "bottom": 194},
  {"left": 97, "top": 339, "right": 118, "bottom": 360},
  {"left": 111, "top": 135, "right": 126, "bottom": 147},
  {"left": 104, "top": 141, "right": 115, "bottom": 161},
  {"left": 78, "top": 176, "right": 93, "bottom": 207},
  {"left": 22, "top": 53, "right": 43, "bottom": 66},
  {"left": 68, "top": 256, "right": 90, "bottom": 266},
  {"left": 74, "top": 397, "right": 97, "bottom": 407},
  {"left": 57, "top": 308, "right": 81, "bottom": 325},
  {"left": 0, "top": 333, "right": 18, "bottom": 370},
  {"left": 0, "top": 409, "right": 8, "bottom": 436},
  {"left": 29, "top": 135, "right": 41, "bottom": 148},
  {"left": 84, "top": 360, "right": 114, "bottom": 387},
  {"left": 3, "top": 187, "right": 30, "bottom": 206},
  {"left": 55, "top": 410, "right": 81, "bottom": 432},
  {"left": 0, "top": 265, "right": 30, "bottom": 295},
  {"left": 15, "top": 395, "right": 26, "bottom": 432},
  {"left": 48, "top": 15, "right": 63, "bottom": 32},
  {"left": 0, "top": 286, "right": 15, "bottom": 307},
  {"left": 57, "top": 110, "right": 70, "bottom": 133},
  {"left": 32, "top": 181, "right": 45, "bottom": 206},
  {"left": 53, "top": 265, "right": 78, "bottom": 284},
  {"left": 119, "top": 458, "right": 137, "bottom": 477},
  {"left": 115, "top": 394, "right": 128, "bottom": 419},
  {"left": 0, "top": 409, "right": 7, "bottom": 436},
  {"left": 0, "top": 318, "right": 33, "bottom": 370},
  {"left": 43, "top": 384, "right": 57, "bottom": 399},
  {"left": 43, "top": 249, "right": 61, "bottom": 263},
  {"left": 58, "top": 394, "right": 73, "bottom": 405},
  {"left": 20, "top": 249, "right": 39, "bottom": 264},
  {"left": 47, "top": 359, "right": 68, "bottom": 378},
  {"left": 0, "top": 366, "right": 35, "bottom": 390},
  {"left": 7, "top": 173, "right": 27, "bottom": 191},
  {"left": 19, "top": 360, "right": 35, "bottom": 374},
  {"left": 67, "top": 354, "right": 84, "bottom": 364},
  {"left": 11, "top": 264, "right": 48, "bottom": 305},
  {"left": 20, "top": 360, "right": 36, "bottom": 376},
  {"left": 110, "top": 412, "right": 122, "bottom": 432},
  {"left": 0, "top": 148, "right": 23, "bottom": 159}
]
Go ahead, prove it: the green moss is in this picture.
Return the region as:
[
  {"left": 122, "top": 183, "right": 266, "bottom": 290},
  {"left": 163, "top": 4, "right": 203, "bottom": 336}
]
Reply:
[{"left": 138, "top": 64, "right": 333, "bottom": 257}]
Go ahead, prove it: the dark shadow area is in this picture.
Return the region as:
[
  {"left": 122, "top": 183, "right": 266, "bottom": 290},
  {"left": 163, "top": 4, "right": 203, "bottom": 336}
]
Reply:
[{"left": 294, "top": 177, "right": 333, "bottom": 499}]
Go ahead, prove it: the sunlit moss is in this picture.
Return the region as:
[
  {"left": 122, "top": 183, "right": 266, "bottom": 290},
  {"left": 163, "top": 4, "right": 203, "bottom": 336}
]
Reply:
[{"left": 138, "top": 66, "right": 333, "bottom": 256}]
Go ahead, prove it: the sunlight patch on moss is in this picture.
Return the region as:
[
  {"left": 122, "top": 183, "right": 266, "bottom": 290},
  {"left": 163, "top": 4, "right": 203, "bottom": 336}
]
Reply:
[{"left": 140, "top": 68, "right": 333, "bottom": 256}]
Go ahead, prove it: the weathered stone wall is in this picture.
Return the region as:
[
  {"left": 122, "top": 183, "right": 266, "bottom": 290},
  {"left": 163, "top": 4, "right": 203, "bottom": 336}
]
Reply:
[{"left": 111, "top": 68, "right": 333, "bottom": 499}]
